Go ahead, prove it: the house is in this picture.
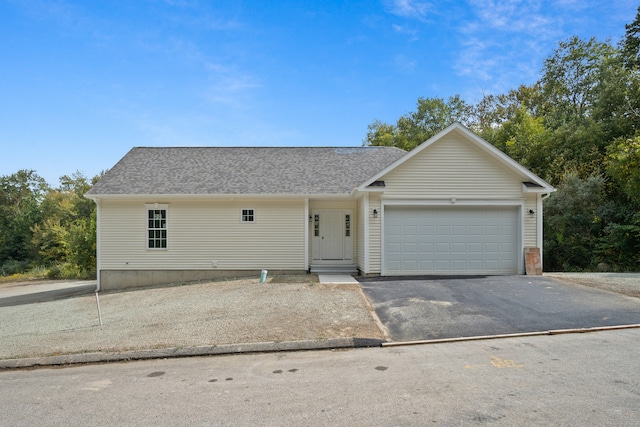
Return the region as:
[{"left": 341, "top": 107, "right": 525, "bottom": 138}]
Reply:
[{"left": 86, "top": 122, "right": 555, "bottom": 291}]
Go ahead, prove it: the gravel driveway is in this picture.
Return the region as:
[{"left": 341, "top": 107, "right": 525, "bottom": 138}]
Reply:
[
  {"left": 0, "top": 277, "right": 384, "bottom": 360},
  {"left": 543, "top": 272, "right": 640, "bottom": 298}
]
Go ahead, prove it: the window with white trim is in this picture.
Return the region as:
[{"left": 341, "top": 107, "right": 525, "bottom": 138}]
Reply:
[
  {"left": 241, "top": 208, "right": 255, "bottom": 223},
  {"left": 146, "top": 204, "right": 168, "bottom": 249}
]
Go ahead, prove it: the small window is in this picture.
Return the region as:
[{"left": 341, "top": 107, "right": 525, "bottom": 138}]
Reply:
[
  {"left": 146, "top": 205, "right": 168, "bottom": 249},
  {"left": 345, "top": 214, "right": 351, "bottom": 237},
  {"left": 314, "top": 214, "right": 320, "bottom": 237},
  {"left": 241, "top": 209, "right": 255, "bottom": 223}
]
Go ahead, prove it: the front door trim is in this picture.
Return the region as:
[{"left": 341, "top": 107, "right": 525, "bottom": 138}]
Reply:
[{"left": 311, "top": 208, "right": 354, "bottom": 264}]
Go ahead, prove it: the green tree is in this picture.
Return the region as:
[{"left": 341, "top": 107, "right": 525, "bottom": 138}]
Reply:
[
  {"left": 606, "top": 136, "right": 640, "bottom": 204},
  {"left": 364, "top": 96, "right": 472, "bottom": 150},
  {"left": 488, "top": 105, "right": 551, "bottom": 180},
  {"left": 0, "top": 170, "right": 48, "bottom": 268},
  {"left": 543, "top": 172, "right": 606, "bottom": 271},
  {"left": 621, "top": 6, "right": 640, "bottom": 71},
  {"left": 540, "top": 36, "right": 615, "bottom": 125},
  {"left": 537, "top": 36, "right": 619, "bottom": 182},
  {"left": 30, "top": 171, "right": 97, "bottom": 274}
]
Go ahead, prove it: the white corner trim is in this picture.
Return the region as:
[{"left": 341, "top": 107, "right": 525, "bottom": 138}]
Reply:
[
  {"left": 304, "top": 199, "right": 309, "bottom": 271},
  {"left": 363, "top": 193, "right": 370, "bottom": 274}
]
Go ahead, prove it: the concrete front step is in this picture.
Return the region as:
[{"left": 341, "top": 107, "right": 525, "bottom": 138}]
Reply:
[{"left": 310, "top": 265, "right": 358, "bottom": 275}]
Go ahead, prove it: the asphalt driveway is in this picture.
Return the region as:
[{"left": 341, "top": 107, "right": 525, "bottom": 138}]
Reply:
[{"left": 359, "top": 275, "right": 640, "bottom": 342}]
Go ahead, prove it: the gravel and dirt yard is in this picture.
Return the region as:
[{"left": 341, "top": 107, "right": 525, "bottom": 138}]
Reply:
[
  {"left": 544, "top": 272, "right": 640, "bottom": 298},
  {"left": 0, "top": 276, "right": 384, "bottom": 360},
  {"left": 1, "top": 272, "right": 638, "bottom": 362}
]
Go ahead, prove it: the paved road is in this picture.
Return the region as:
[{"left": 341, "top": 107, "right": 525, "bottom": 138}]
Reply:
[
  {"left": 0, "top": 280, "right": 96, "bottom": 307},
  {"left": 359, "top": 275, "right": 640, "bottom": 342},
  {"left": 0, "top": 329, "right": 638, "bottom": 426}
]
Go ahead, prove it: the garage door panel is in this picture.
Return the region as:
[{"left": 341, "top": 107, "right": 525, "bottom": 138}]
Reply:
[
  {"left": 404, "top": 225, "right": 418, "bottom": 236},
  {"left": 452, "top": 242, "right": 467, "bottom": 253},
  {"left": 387, "top": 225, "right": 402, "bottom": 236},
  {"left": 403, "top": 260, "right": 418, "bottom": 271},
  {"left": 419, "top": 242, "right": 434, "bottom": 253},
  {"left": 468, "top": 242, "right": 483, "bottom": 253},
  {"left": 419, "top": 260, "right": 435, "bottom": 270},
  {"left": 484, "top": 242, "right": 499, "bottom": 253},
  {"left": 436, "top": 225, "right": 450, "bottom": 236},
  {"left": 452, "top": 225, "right": 466, "bottom": 235},
  {"left": 452, "top": 260, "right": 467, "bottom": 270},
  {"left": 403, "top": 243, "right": 417, "bottom": 253},
  {"left": 468, "top": 259, "right": 483, "bottom": 270},
  {"left": 436, "top": 242, "right": 450, "bottom": 253},
  {"left": 385, "top": 206, "right": 519, "bottom": 275},
  {"left": 387, "top": 242, "right": 401, "bottom": 254}
]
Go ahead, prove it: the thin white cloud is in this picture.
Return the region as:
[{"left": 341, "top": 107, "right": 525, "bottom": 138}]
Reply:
[
  {"left": 465, "top": 0, "right": 558, "bottom": 36},
  {"left": 386, "top": 0, "right": 433, "bottom": 21},
  {"left": 392, "top": 24, "right": 419, "bottom": 41},
  {"left": 204, "top": 74, "right": 262, "bottom": 108},
  {"left": 452, "top": 0, "right": 567, "bottom": 96},
  {"left": 394, "top": 54, "right": 418, "bottom": 73}
]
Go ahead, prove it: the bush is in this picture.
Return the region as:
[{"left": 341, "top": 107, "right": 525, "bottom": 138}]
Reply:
[
  {"left": 0, "top": 259, "right": 31, "bottom": 276},
  {"left": 46, "top": 265, "right": 62, "bottom": 279},
  {"left": 46, "top": 263, "right": 96, "bottom": 280}
]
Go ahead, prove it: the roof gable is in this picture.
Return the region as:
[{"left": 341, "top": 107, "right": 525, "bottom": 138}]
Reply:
[
  {"left": 87, "top": 146, "right": 407, "bottom": 197},
  {"left": 357, "top": 122, "right": 555, "bottom": 192}
]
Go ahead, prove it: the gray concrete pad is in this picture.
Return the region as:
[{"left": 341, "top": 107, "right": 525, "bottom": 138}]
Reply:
[
  {"left": 318, "top": 274, "right": 359, "bottom": 284},
  {"left": 358, "top": 275, "right": 640, "bottom": 342}
]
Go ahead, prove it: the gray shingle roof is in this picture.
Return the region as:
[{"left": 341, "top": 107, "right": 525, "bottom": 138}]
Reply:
[{"left": 86, "top": 146, "right": 407, "bottom": 196}]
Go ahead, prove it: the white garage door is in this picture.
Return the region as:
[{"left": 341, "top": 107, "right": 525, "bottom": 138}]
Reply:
[{"left": 384, "top": 206, "right": 519, "bottom": 275}]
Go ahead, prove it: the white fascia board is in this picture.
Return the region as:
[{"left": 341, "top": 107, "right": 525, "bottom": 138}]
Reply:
[
  {"left": 522, "top": 183, "right": 552, "bottom": 193},
  {"left": 381, "top": 198, "right": 525, "bottom": 206},
  {"left": 350, "top": 187, "right": 386, "bottom": 198},
  {"left": 86, "top": 192, "right": 354, "bottom": 201},
  {"left": 356, "top": 122, "right": 556, "bottom": 193}
]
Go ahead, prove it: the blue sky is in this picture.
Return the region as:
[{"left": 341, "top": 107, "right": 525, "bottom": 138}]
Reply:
[{"left": 0, "top": 0, "right": 636, "bottom": 186}]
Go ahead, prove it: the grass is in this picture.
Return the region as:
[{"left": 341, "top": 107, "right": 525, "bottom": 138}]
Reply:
[
  {"left": 0, "top": 263, "right": 95, "bottom": 284},
  {"left": 0, "top": 266, "right": 48, "bottom": 284}
]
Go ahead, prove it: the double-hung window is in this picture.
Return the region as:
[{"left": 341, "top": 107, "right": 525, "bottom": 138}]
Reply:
[
  {"left": 241, "top": 209, "right": 255, "bottom": 223},
  {"left": 146, "top": 204, "right": 168, "bottom": 249}
]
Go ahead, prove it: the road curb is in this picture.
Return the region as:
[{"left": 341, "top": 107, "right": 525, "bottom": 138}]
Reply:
[
  {"left": 0, "top": 337, "right": 385, "bottom": 369},
  {"left": 381, "top": 324, "right": 640, "bottom": 347}
]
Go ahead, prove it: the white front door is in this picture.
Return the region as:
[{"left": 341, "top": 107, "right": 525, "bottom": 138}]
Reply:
[
  {"left": 321, "top": 210, "right": 344, "bottom": 260},
  {"left": 312, "top": 209, "right": 353, "bottom": 262}
]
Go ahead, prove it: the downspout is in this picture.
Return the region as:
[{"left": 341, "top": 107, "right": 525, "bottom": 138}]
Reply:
[
  {"left": 91, "top": 197, "right": 102, "bottom": 292},
  {"left": 304, "top": 198, "right": 309, "bottom": 273}
]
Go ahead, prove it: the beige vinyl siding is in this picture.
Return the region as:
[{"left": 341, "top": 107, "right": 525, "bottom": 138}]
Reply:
[
  {"left": 100, "top": 198, "right": 306, "bottom": 270},
  {"left": 381, "top": 134, "right": 524, "bottom": 198},
  {"left": 368, "top": 195, "right": 382, "bottom": 273},
  {"left": 523, "top": 194, "right": 538, "bottom": 247}
]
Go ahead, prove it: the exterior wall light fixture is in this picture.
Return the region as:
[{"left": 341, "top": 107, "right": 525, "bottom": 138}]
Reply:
[{"left": 373, "top": 209, "right": 378, "bottom": 218}]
